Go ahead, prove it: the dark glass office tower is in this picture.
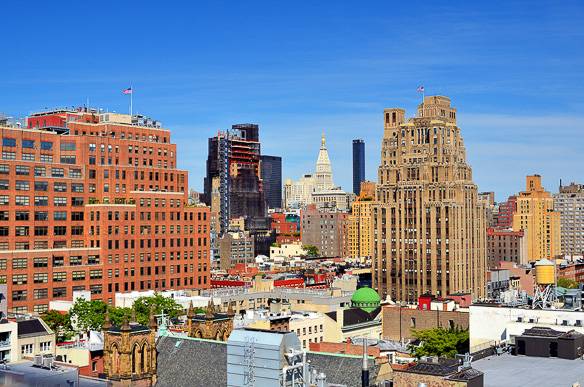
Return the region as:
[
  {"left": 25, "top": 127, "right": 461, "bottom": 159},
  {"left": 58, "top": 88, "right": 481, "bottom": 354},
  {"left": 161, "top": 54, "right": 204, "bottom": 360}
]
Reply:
[
  {"left": 352, "top": 139, "right": 365, "bottom": 195},
  {"left": 260, "top": 155, "right": 282, "bottom": 209}
]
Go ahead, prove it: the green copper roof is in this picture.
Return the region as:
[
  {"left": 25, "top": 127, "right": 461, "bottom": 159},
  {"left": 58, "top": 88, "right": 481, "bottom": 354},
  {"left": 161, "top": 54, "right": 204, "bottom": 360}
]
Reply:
[{"left": 351, "top": 287, "right": 381, "bottom": 312}]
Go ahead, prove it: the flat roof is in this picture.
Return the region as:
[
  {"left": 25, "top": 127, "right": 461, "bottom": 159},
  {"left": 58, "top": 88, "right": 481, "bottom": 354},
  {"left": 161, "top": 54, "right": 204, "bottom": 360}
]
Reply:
[{"left": 473, "top": 354, "right": 583, "bottom": 387}]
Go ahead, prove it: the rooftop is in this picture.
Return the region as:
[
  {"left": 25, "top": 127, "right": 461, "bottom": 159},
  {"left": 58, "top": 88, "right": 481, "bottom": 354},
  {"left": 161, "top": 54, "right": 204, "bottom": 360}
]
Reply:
[{"left": 473, "top": 354, "right": 584, "bottom": 387}]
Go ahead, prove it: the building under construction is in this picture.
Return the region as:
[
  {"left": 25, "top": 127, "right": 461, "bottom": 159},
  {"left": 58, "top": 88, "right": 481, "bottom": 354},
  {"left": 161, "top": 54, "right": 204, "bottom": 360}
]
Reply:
[{"left": 203, "top": 124, "right": 267, "bottom": 235}]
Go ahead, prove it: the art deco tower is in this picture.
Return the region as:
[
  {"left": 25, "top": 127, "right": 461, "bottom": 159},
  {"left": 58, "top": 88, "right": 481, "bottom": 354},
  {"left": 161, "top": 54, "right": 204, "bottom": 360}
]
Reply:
[
  {"left": 372, "top": 96, "right": 486, "bottom": 303},
  {"left": 315, "top": 133, "right": 334, "bottom": 191}
]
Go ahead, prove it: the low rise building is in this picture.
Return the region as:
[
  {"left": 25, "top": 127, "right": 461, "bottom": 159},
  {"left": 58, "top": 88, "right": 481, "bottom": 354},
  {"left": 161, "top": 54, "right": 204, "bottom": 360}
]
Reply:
[
  {"left": 0, "top": 319, "right": 18, "bottom": 363},
  {"left": 269, "top": 243, "right": 306, "bottom": 259},
  {"left": 16, "top": 317, "right": 55, "bottom": 361},
  {"left": 469, "top": 303, "right": 584, "bottom": 350},
  {"left": 487, "top": 227, "right": 527, "bottom": 268},
  {"left": 382, "top": 303, "right": 469, "bottom": 342},
  {"left": 219, "top": 229, "right": 255, "bottom": 270}
]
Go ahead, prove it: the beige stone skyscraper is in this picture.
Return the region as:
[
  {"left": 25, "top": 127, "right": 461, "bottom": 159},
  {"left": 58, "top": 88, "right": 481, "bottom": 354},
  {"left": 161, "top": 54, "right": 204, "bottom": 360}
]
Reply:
[{"left": 372, "top": 96, "right": 487, "bottom": 303}]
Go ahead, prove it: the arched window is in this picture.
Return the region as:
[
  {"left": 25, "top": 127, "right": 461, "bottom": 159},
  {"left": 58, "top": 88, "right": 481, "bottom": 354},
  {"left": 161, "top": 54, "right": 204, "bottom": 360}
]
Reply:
[
  {"left": 132, "top": 344, "right": 141, "bottom": 374},
  {"left": 111, "top": 344, "right": 120, "bottom": 375},
  {"left": 142, "top": 343, "right": 148, "bottom": 372}
]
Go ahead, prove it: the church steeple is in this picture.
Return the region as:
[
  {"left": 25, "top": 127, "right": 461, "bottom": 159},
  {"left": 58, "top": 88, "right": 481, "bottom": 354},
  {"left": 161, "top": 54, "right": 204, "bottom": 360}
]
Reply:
[{"left": 315, "top": 132, "right": 334, "bottom": 191}]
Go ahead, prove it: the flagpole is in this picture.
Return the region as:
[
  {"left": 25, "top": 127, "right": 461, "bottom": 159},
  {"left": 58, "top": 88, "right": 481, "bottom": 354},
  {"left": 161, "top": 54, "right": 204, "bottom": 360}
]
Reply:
[{"left": 129, "top": 85, "right": 133, "bottom": 117}]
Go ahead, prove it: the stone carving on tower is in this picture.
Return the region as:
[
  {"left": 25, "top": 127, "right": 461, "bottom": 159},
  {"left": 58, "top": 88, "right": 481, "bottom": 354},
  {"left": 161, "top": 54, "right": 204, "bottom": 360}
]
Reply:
[
  {"left": 184, "top": 300, "right": 235, "bottom": 341},
  {"left": 102, "top": 308, "right": 158, "bottom": 386}
]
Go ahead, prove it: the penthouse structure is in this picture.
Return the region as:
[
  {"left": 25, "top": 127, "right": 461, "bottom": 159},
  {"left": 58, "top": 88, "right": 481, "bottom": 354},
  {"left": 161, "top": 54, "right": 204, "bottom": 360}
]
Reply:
[{"left": 0, "top": 108, "right": 210, "bottom": 314}]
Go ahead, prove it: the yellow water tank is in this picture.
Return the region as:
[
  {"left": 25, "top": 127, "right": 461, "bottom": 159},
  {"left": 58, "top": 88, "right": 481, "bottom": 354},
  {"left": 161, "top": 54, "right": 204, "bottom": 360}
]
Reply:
[{"left": 535, "top": 259, "right": 555, "bottom": 285}]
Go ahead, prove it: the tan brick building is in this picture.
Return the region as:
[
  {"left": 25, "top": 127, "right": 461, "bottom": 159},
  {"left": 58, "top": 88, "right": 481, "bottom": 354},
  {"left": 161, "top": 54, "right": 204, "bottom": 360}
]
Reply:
[
  {"left": 347, "top": 181, "right": 376, "bottom": 260},
  {"left": 373, "top": 96, "right": 487, "bottom": 303},
  {"left": 512, "top": 175, "right": 560, "bottom": 261}
]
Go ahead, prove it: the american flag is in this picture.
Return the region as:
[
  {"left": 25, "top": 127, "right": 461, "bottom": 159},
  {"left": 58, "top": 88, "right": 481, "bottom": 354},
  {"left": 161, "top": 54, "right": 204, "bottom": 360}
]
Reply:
[
  {"left": 417, "top": 85, "right": 425, "bottom": 93},
  {"left": 122, "top": 87, "right": 133, "bottom": 95}
]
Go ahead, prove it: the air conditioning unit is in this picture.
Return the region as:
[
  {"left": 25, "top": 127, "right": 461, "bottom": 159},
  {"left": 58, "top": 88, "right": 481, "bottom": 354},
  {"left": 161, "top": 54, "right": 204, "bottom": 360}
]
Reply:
[
  {"left": 33, "top": 355, "right": 43, "bottom": 367},
  {"left": 42, "top": 354, "right": 54, "bottom": 369}
]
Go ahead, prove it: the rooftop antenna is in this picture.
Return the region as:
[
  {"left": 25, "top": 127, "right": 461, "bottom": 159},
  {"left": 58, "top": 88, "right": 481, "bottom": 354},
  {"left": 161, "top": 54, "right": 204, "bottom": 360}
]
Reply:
[{"left": 361, "top": 338, "right": 369, "bottom": 387}]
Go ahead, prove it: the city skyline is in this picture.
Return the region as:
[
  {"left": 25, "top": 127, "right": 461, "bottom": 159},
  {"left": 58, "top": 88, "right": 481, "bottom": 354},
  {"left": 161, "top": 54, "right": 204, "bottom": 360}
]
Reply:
[{"left": 1, "top": 1, "right": 583, "bottom": 200}]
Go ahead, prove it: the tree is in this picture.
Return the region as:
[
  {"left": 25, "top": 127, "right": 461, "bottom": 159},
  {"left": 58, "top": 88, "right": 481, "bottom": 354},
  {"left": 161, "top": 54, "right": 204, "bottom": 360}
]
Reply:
[
  {"left": 41, "top": 311, "right": 73, "bottom": 342},
  {"left": 558, "top": 277, "right": 579, "bottom": 289},
  {"left": 408, "top": 328, "right": 469, "bottom": 359},
  {"left": 69, "top": 298, "right": 108, "bottom": 332},
  {"left": 302, "top": 245, "right": 319, "bottom": 256},
  {"left": 109, "top": 307, "right": 132, "bottom": 326},
  {"left": 132, "top": 294, "right": 183, "bottom": 326}
]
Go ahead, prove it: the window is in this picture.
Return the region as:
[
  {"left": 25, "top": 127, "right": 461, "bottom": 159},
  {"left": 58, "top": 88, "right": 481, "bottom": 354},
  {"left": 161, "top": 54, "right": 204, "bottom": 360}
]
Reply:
[
  {"left": 21, "top": 344, "right": 33, "bottom": 355},
  {"left": 15, "top": 181, "right": 29, "bottom": 191},
  {"left": 22, "top": 153, "right": 35, "bottom": 161},
  {"left": 0, "top": 227, "right": 8, "bottom": 236},
  {"left": 52, "top": 256, "right": 64, "bottom": 267},
  {"left": 53, "top": 197, "right": 67, "bottom": 206},
  {"left": 71, "top": 197, "right": 84, "bottom": 206},
  {"left": 70, "top": 256, "right": 82, "bottom": 265},
  {"left": 0, "top": 180, "right": 7, "bottom": 190},
  {"left": 12, "top": 274, "right": 27, "bottom": 285},
  {"left": 15, "top": 196, "right": 29, "bottom": 206},
  {"left": 33, "top": 273, "right": 48, "bottom": 283},
  {"left": 0, "top": 211, "right": 8, "bottom": 221},
  {"left": 53, "top": 226, "right": 67, "bottom": 235},
  {"left": 2, "top": 152, "right": 15, "bottom": 160},
  {"left": 34, "top": 166, "right": 46, "bottom": 176},
  {"left": 12, "top": 258, "right": 27, "bottom": 269},
  {"left": 15, "top": 226, "right": 29, "bottom": 236},
  {"left": 0, "top": 196, "right": 8, "bottom": 205},
  {"left": 22, "top": 139, "right": 35, "bottom": 148},
  {"left": 15, "top": 165, "right": 29, "bottom": 175},
  {"left": 69, "top": 168, "right": 82, "bottom": 178},
  {"left": 35, "top": 211, "right": 48, "bottom": 221},
  {"left": 2, "top": 138, "right": 16, "bottom": 147},
  {"left": 33, "top": 288, "right": 48, "bottom": 300},
  {"left": 60, "top": 142, "right": 76, "bottom": 151},
  {"left": 12, "top": 290, "right": 27, "bottom": 301},
  {"left": 40, "top": 342, "right": 51, "bottom": 351},
  {"left": 34, "top": 226, "right": 48, "bottom": 236},
  {"left": 410, "top": 317, "right": 416, "bottom": 328},
  {"left": 54, "top": 211, "right": 67, "bottom": 221},
  {"left": 40, "top": 154, "right": 53, "bottom": 163},
  {"left": 0, "top": 165, "right": 8, "bottom": 174},
  {"left": 34, "top": 181, "right": 48, "bottom": 191},
  {"left": 41, "top": 141, "right": 53, "bottom": 150},
  {"left": 15, "top": 211, "right": 29, "bottom": 221},
  {"left": 51, "top": 168, "right": 64, "bottom": 177},
  {"left": 53, "top": 287, "right": 66, "bottom": 298},
  {"left": 33, "top": 257, "right": 48, "bottom": 267},
  {"left": 34, "top": 196, "right": 48, "bottom": 206},
  {"left": 90, "top": 270, "right": 102, "bottom": 279},
  {"left": 71, "top": 212, "right": 84, "bottom": 221},
  {"left": 72, "top": 271, "right": 86, "bottom": 281},
  {"left": 60, "top": 155, "right": 76, "bottom": 164},
  {"left": 53, "top": 272, "right": 67, "bottom": 282},
  {"left": 71, "top": 183, "right": 84, "bottom": 193}
]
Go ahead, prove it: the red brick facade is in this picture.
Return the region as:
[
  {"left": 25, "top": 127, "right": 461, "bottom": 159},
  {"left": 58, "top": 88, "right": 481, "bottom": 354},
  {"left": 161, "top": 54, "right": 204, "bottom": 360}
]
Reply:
[{"left": 0, "top": 110, "right": 210, "bottom": 313}]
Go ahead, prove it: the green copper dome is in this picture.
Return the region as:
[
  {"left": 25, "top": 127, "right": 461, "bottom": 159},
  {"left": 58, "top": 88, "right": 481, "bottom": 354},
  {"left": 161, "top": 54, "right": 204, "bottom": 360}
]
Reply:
[{"left": 351, "top": 287, "right": 381, "bottom": 313}]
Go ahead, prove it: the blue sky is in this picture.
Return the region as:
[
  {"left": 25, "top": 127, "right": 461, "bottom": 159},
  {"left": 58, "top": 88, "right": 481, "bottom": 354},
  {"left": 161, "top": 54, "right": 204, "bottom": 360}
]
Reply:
[{"left": 1, "top": 1, "right": 583, "bottom": 200}]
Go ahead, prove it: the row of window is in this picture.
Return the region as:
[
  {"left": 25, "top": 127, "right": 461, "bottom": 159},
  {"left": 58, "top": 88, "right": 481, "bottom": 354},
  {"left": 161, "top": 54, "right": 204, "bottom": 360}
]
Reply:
[
  {"left": 0, "top": 195, "right": 84, "bottom": 206},
  {"left": 0, "top": 210, "right": 84, "bottom": 221},
  {"left": 0, "top": 164, "right": 81, "bottom": 178},
  {"left": 0, "top": 225, "right": 84, "bottom": 237},
  {"left": 2, "top": 137, "right": 55, "bottom": 150},
  {"left": 0, "top": 256, "right": 100, "bottom": 269}
]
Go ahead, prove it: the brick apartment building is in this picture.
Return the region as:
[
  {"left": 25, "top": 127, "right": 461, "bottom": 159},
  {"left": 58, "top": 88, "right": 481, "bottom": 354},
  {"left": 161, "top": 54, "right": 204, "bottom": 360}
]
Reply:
[{"left": 0, "top": 108, "right": 210, "bottom": 314}]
